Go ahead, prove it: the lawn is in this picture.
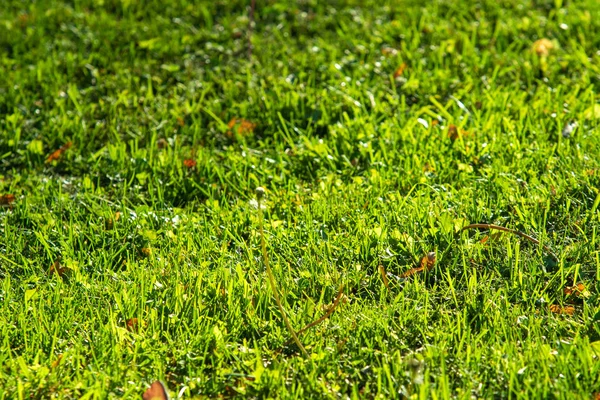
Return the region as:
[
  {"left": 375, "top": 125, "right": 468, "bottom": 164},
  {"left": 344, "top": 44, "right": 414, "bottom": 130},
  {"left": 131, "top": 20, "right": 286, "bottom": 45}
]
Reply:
[{"left": 1, "top": 0, "right": 600, "bottom": 398}]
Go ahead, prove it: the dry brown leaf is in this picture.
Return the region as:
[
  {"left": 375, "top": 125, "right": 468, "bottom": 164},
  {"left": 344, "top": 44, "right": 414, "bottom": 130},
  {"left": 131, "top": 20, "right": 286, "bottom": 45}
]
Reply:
[
  {"left": 393, "top": 63, "right": 407, "bottom": 79},
  {"left": 143, "top": 381, "right": 170, "bottom": 400},
  {"left": 549, "top": 304, "right": 575, "bottom": 315},
  {"left": 532, "top": 38, "right": 554, "bottom": 57},
  {"left": 126, "top": 318, "right": 145, "bottom": 332},
  {"left": 227, "top": 118, "right": 256, "bottom": 137},
  {"left": 46, "top": 141, "right": 72, "bottom": 163},
  {"left": 401, "top": 251, "right": 436, "bottom": 278},
  {"left": 183, "top": 159, "right": 197, "bottom": 169},
  {"left": 448, "top": 125, "right": 459, "bottom": 140},
  {"left": 421, "top": 251, "right": 436, "bottom": 269},
  {"left": 48, "top": 260, "right": 68, "bottom": 277},
  {"left": 564, "top": 283, "right": 585, "bottom": 296},
  {"left": 0, "top": 194, "right": 16, "bottom": 206},
  {"left": 447, "top": 125, "right": 469, "bottom": 141},
  {"left": 564, "top": 283, "right": 586, "bottom": 296}
]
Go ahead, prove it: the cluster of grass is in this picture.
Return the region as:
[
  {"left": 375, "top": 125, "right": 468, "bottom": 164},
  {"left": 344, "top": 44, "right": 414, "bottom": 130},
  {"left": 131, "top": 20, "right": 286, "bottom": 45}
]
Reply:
[{"left": 1, "top": 0, "right": 600, "bottom": 398}]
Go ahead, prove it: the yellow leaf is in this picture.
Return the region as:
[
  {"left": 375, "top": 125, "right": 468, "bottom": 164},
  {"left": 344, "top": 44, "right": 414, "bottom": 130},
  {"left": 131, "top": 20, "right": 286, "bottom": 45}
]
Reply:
[{"left": 549, "top": 304, "right": 574, "bottom": 315}]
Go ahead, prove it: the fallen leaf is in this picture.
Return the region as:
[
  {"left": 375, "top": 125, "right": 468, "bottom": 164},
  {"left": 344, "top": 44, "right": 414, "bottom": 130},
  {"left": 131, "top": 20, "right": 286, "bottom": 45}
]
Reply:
[
  {"left": 421, "top": 252, "right": 436, "bottom": 269},
  {"left": 0, "top": 194, "right": 16, "bottom": 206},
  {"left": 48, "top": 260, "right": 68, "bottom": 277},
  {"left": 549, "top": 304, "right": 575, "bottom": 315},
  {"left": 401, "top": 251, "right": 436, "bottom": 278},
  {"left": 447, "top": 125, "right": 469, "bottom": 141},
  {"left": 448, "top": 125, "right": 459, "bottom": 140},
  {"left": 564, "top": 283, "right": 589, "bottom": 298},
  {"left": 227, "top": 118, "right": 256, "bottom": 137},
  {"left": 393, "top": 63, "right": 407, "bottom": 79},
  {"left": 378, "top": 265, "right": 390, "bottom": 289},
  {"left": 46, "top": 141, "right": 73, "bottom": 163},
  {"left": 183, "top": 159, "right": 197, "bottom": 169},
  {"left": 532, "top": 38, "right": 554, "bottom": 57},
  {"left": 564, "top": 283, "right": 585, "bottom": 296},
  {"left": 143, "top": 381, "right": 170, "bottom": 400},
  {"left": 126, "top": 318, "right": 145, "bottom": 332}
]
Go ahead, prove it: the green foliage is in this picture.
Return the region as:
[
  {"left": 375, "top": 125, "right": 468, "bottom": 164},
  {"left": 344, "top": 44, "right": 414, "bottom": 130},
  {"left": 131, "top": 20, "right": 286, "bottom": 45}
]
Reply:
[{"left": 1, "top": 0, "right": 600, "bottom": 398}]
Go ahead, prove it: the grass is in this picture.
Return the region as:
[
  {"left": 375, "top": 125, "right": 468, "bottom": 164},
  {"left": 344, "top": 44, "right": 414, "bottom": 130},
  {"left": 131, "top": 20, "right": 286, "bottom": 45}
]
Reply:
[{"left": 1, "top": 0, "right": 600, "bottom": 398}]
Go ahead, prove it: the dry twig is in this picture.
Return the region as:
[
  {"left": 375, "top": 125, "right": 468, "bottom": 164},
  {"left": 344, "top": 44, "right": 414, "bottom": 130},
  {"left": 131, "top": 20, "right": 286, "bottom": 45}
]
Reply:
[
  {"left": 461, "top": 223, "right": 557, "bottom": 260},
  {"left": 256, "top": 187, "right": 308, "bottom": 357},
  {"left": 283, "top": 285, "right": 345, "bottom": 346}
]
